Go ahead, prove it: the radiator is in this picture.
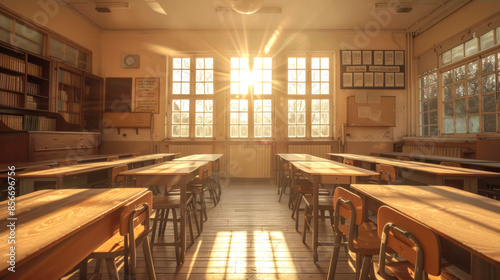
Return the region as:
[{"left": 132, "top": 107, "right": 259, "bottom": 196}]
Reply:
[
  {"left": 169, "top": 144, "right": 213, "bottom": 158},
  {"left": 228, "top": 144, "right": 272, "bottom": 178},
  {"left": 402, "top": 145, "right": 464, "bottom": 158},
  {"left": 288, "top": 145, "right": 331, "bottom": 158}
]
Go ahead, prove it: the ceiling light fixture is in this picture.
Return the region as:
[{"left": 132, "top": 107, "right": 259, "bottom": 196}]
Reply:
[
  {"left": 95, "top": 2, "right": 130, "bottom": 13},
  {"left": 227, "top": 0, "right": 264, "bottom": 15}
]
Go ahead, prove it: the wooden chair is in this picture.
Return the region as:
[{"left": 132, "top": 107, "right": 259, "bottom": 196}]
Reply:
[
  {"left": 58, "top": 159, "right": 77, "bottom": 166},
  {"left": 440, "top": 161, "right": 462, "bottom": 167},
  {"left": 186, "top": 168, "right": 213, "bottom": 234},
  {"left": 150, "top": 193, "right": 198, "bottom": 265},
  {"left": 327, "top": 187, "right": 380, "bottom": 280},
  {"left": 343, "top": 158, "right": 355, "bottom": 166},
  {"left": 375, "top": 206, "right": 441, "bottom": 280},
  {"left": 110, "top": 164, "right": 128, "bottom": 188},
  {"left": 81, "top": 192, "right": 156, "bottom": 280},
  {"left": 154, "top": 157, "right": 163, "bottom": 164},
  {"left": 278, "top": 162, "right": 291, "bottom": 202},
  {"left": 376, "top": 164, "right": 398, "bottom": 184},
  {"left": 301, "top": 195, "right": 334, "bottom": 245}
]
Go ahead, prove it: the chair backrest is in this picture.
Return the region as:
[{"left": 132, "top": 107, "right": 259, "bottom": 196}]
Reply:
[
  {"left": 333, "top": 187, "right": 365, "bottom": 251},
  {"left": 369, "top": 152, "right": 380, "bottom": 156},
  {"left": 131, "top": 153, "right": 141, "bottom": 157},
  {"left": 111, "top": 164, "right": 128, "bottom": 186},
  {"left": 397, "top": 156, "right": 411, "bottom": 161},
  {"left": 154, "top": 157, "right": 163, "bottom": 164},
  {"left": 343, "top": 158, "right": 355, "bottom": 166},
  {"left": 440, "top": 161, "right": 462, "bottom": 168},
  {"left": 377, "top": 206, "right": 441, "bottom": 279},
  {"left": 58, "top": 159, "right": 77, "bottom": 166},
  {"left": 107, "top": 156, "right": 119, "bottom": 162},
  {"left": 376, "top": 164, "right": 397, "bottom": 183},
  {"left": 119, "top": 191, "right": 153, "bottom": 278}
]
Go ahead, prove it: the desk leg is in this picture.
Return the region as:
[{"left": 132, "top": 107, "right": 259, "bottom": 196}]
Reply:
[
  {"left": 180, "top": 177, "right": 186, "bottom": 264},
  {"left": 312, "top": 176, "right": 319, "bottom": 262}
]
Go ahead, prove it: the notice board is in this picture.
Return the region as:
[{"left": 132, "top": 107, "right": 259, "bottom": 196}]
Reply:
[
  {"left": 347, "top": 95, "right": 395, "bottom": 127},
  {"left": 134, "top": 77, "right": 159, "bottom": 113}
]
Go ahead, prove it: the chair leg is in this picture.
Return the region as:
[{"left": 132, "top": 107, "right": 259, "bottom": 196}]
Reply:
[
  {"left": 355, "top": 253, "right": 361, "bottom": 280},
  {"left": 294, "top": 194, "right": 304, "bottom": 231},
  {"left": 79, "top": 258, "right": 88, "bottom": 280},
  {"left": 302, "top": 203, "right": 310, "bottom": 244},
  {"left": 186, "top": 207, "right": 195, "bottom": 245},
  {"left": 327, "top": 233, "right": 343, "bottom": 280},
  {"left": 151, "top": 209, "right": 161, "bottom": 246},
  {"left": 358, "top": 254, "right": 373, "bottom": 280},
  {"left": 160, "top": 209, "right": 170, "bottom": 237},
  {"left": 172, "top": 209, "right": 180, "bottom": 266},
  {"left": 104, "top": 258, "right": 119, "bottom": 280},
  {"left": 142, "top": 236, "right": 156, "bottom": 280}
]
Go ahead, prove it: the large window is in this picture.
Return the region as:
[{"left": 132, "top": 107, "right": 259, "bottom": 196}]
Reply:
[
  {"left": 441, "top": 53, "right": 499, "bottom": 134},
  {"left": 287, "top": 55, "right": 331, "bottom": 138},
  {"left": 170, "top": 56, "right": 214, "bottom": 138},
  {"left": 229, "top": 56, "right": 273, "bottom": 138},
  {"left": 0, "top": 13, "right": 43, "bottom": 55}
]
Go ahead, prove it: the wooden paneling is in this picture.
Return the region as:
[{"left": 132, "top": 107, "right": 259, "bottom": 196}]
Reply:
[{"left": 229, "top": 144, "right": 271, "bottom": 178}]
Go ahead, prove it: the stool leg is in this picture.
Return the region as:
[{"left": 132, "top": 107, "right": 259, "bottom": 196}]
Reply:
[
  {"left": 151, "top": 209, "right": 162, "bottom": 246},
  {"left": 160, "top": 209, "right": 170, "bottom": 237}
]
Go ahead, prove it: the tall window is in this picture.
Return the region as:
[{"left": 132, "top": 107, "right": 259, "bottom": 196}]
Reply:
[
  {"left": 229, "top": 56, "right": 273, "bottom": 138},
  {"left": 442, "top": 53, "right": 499, "bottom": 134},
  {"left": 287, "top": 55, "right": 331, "bottom": 138},
  {"left": 0, "top": 13, "right": 44, "bottom": 56},
  {"left": 170, "top": 56, "right": 214, "bottom": 138},
  {"left": 419, "top": 72, "right": 438, "bottom": 136}
]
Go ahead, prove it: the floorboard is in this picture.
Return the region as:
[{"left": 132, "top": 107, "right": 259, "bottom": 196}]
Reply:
[{"left": 63, "top": 179, "right": 356, "bottom": 279}]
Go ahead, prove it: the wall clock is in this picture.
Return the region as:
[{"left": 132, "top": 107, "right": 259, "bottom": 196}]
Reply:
[{"left": 121, "top": 54, "right": 140, "bottom": 68}]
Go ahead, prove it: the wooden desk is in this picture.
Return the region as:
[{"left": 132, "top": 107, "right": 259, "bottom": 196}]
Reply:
[
  {"left": 275, "top": 154, "right": 331, "bottom": 194},
  {"left": 350, "top": 184, "right": 500, "bottom": 279},
  {"left": 327, "top": 153, "right": 500, "bottom": 193},
  {"left": 291, "top": 160, "right": 379, "bottom": 261},
  {"left": 0, "top": 188, "right": 151, "bottom": 279},
  {"left": 4, "top": 153, "right": 178, "bottom": 194},
  {"left": 378, "top": 152, "right": 500, "bottom": 172},
  {"left": 174, "top": 154, "right": 223, "bottom": 200},
  {"left": 120, "top": 160, "right": 210, "bottom": 264}
]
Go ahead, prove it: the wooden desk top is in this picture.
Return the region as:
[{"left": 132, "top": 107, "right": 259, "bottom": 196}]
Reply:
[
  {"left": 378, "top": 152, "right": 500, "bottom": 169},
  {"left": 3, "top": 154, "right": 177, "bottom": 179},
  {"left": 350, "top": 184, "right": 500, "bottom": 266},
  {"left": 0, "top": 188, "right": 150, "bottom": 279},
  {"left": 173, "top": 154, "right": 223, "bottom": 162},
  {"left": 277, "top": 154, "right": 331, "bottom": 162},
  {"left": 120, "top": 160, "right": 210, "bottom": 176},
  {"left": 291, "top": 160, "right": 379, "bottom": 177},
  {"left": 328, "top": 153, "right": 500, "bottom": 177}
]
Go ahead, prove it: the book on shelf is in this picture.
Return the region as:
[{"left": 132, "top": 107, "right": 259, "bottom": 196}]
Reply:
[
  {"left": 0, "top": 114, "right": 56, "bottom": 131},
  {"left": 27, "top": 82, "right": 41, "bottom": 96},
  {"left": 0, "top": 53, "right": 26, "bottom": 73},
  {"left": 0, "top": 73, "right": 24, "bottom": 92},
  {"left": 0, "top": 90, "right": 21, "bottom": 107},
  {"left": 26, "top": 62, "right": 43, "bottom": 77}
]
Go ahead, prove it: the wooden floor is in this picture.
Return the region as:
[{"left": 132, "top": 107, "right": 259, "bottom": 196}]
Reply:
[{"left": 65, "top": 180, "right": 357, "bottom": 279}]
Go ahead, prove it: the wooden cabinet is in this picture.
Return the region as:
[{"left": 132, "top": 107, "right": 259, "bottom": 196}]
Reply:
[
  {"left": 55, "top": 63, "right": 83, "bottom": 125},
  {"left": 0, "top": 131, "right": 99, "bottom": 163}
]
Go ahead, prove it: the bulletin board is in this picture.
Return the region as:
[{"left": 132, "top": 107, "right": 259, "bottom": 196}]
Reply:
[
  {"left": 134, "top": 77, "right": 159, "bottom": 113},
  {"left": 347, "top": 96, "right": 396, "bottom": 127}
]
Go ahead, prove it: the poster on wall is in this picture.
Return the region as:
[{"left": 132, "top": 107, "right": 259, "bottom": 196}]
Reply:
[
  {"left": 134, "top": 77, "right": 160, "bottom": 113},
  {"left": 340, "top": 50, "right": 405, "bottom": 89}
]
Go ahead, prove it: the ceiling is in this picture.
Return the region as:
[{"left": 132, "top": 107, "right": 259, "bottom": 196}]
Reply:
[{"left": 59, "top": 0, "right": 471, "bottom": 32}]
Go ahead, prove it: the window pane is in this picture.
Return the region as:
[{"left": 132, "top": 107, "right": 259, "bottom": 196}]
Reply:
[
  {"left": 480, "top": 30, "right": 494, "bottom": 50},
  {"left": 468, "top": 78, "right": 478, "bottom": 95},
  {"left": 195, "top": 100, "right": 213, "bottom": 137},
  {"left": 483, "top": 114, "right": 496, "bottom": 133},
  {"left": 288, "top": 99, "right": 305, "bottom": 137},
  {"left": 443, "top": 70, "right": 453, "bottom": 85},
  {"left": 231, "top": 57, "right": 249, "bottom": 95},
  {"left": 444, "top": 118, "right": 454, "bottom": 133},
  {"left": 288, "top": 57, "right": 306, "bottom": 95},
  {"left": 443, "top": 86, "right": 453, "bottom": 101},
  {"left": 254, "top": 57, "right": 272, "bottom": 95},
  {"left": 455, "top": 99, "right": 466, "bottom": 116},
  {"left": 230, "top": 99, "right": 248, "bottom": 138},
  {"left": 482, "top": 55, "right": 495, "bottom": 73},
  {"left": 443, "top": 102, "right": 453, "bottom": 117},
  {"left": 195, "top": 57, "right": 214, "bottom": 94},
  {"left": 469, "top": 116, "right": 479, "bottom": 133},
  {"left": 455, "top": 83, "right": 465, "bottom": 98},
  {"left": 15, "top": 22, "right": 43, "bottom": 44},
  {"left": 254, "top": 99, "right": 272, "bottom": 138},
  {"left": 467, "top": 61, "right": 478, "bottom": 78},
  {"left": 172, "top": 57, "right": 190, "bottom": 95},
  {"left": 454, "top": 65, "right": 465, "bottom": 82},
  {"left": 468, "top": 96, "right": 479, "bottom": 114},
  {"left": 483, "top": 93, "right": 496, "bottom": 112},
  {"left": 464, "top": 38, "right": 478, "bottom": 56},
  {"left": 172, "top": 99, "right": 189, "bottom": 137},
  {"left": 451, "top": 44, "right": 464, "bottom": 62},
  {"left": 482, "top": 73, "right": 495, "bottom": 93},
  {"left": 456, "top": 117, "right": 466, "bottom": 133}
]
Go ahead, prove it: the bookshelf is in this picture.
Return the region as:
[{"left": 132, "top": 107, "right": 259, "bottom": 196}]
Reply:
[
  {"left": 0, "top": 43, "right": 50, "bottom": 111},
  {"left": 56, "top": 63, "right": 83, "bottom": 126}
]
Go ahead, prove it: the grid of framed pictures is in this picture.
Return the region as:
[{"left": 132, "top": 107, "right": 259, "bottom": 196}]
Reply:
[{"left": 340, "top": 50, "right": 405, "bottom": 89}]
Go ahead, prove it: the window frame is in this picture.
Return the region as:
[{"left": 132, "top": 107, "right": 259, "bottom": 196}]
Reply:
[
  {"left": 286, "top": 53, "right": 333, "bottom": 139},
  {"left": 167, "top": 54, "right": 216, "bottom": 139}
]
